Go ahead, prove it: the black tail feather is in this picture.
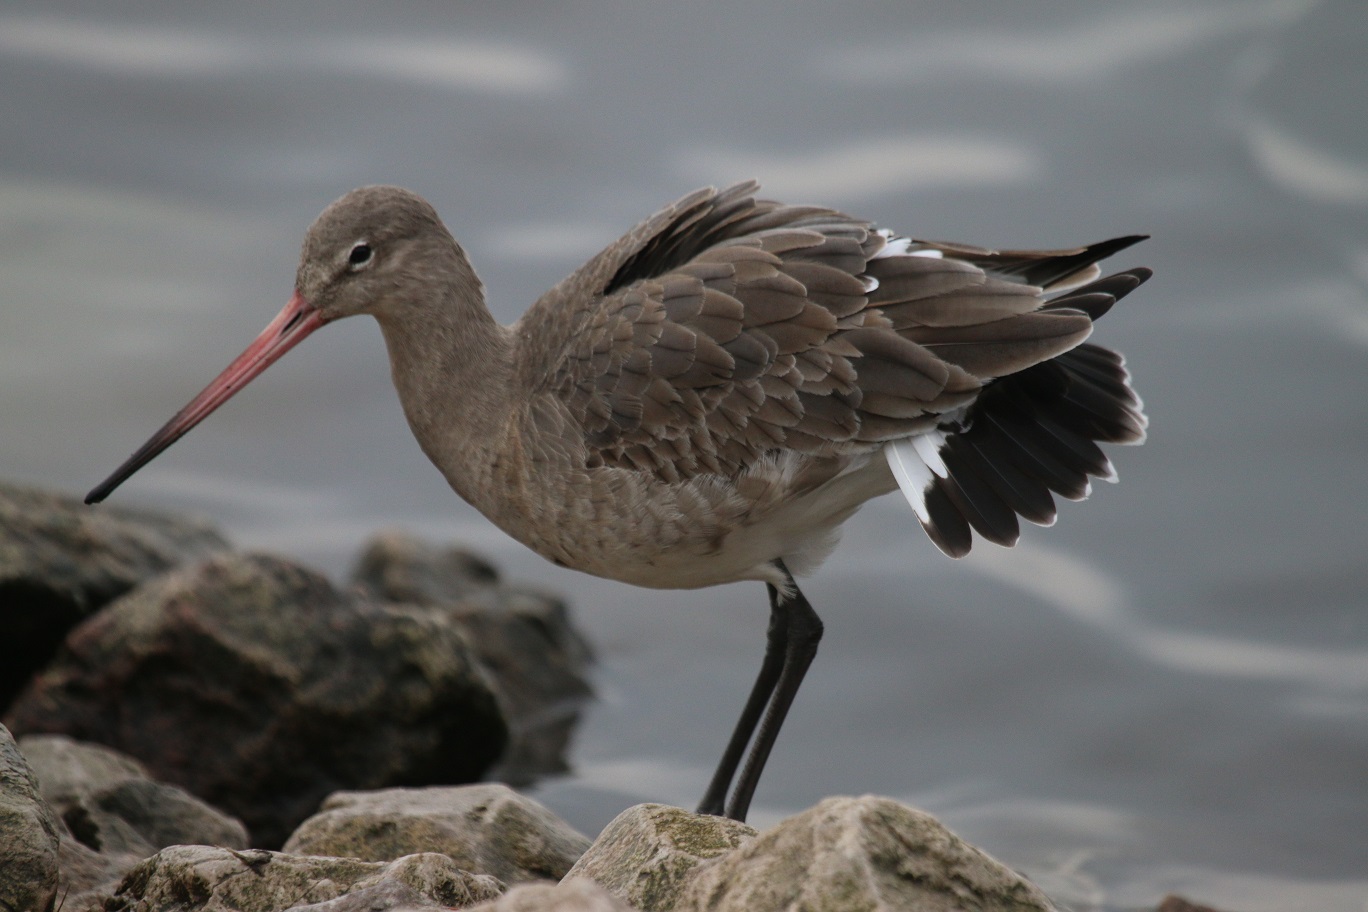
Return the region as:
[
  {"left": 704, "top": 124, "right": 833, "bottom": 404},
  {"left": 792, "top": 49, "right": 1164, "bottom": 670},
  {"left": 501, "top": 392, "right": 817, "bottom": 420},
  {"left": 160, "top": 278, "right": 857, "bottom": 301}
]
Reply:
[{"left": 909, "top": 264, "right": 1150, "bottom": 555}]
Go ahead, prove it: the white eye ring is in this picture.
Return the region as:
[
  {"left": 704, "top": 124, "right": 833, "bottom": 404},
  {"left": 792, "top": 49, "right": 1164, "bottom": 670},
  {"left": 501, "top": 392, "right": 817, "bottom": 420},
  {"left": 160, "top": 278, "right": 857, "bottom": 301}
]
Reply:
[{"left": 348, "top": 241, "right": 374, "bottom": 269}]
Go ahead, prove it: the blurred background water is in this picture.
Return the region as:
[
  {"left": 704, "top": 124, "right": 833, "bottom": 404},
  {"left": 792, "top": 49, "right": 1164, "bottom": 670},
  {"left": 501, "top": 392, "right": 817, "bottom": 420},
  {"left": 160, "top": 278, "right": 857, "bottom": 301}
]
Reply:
[{"left": 3, "top": 2, "right": 1366, "bottom": 908}]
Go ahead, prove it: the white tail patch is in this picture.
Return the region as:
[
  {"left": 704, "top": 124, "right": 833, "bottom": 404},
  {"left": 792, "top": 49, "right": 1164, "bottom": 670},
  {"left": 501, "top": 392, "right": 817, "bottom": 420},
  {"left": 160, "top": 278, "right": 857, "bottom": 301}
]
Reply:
[
  {"left": 872, "top": 233, "right": 910, "bottom": 259},
  {"left": 911, "top": 431, "right": 950, "bottom": 478},
  {"left": 884, "top": 440, "right": 933, "bottom": 523},
  {"left": 873, "top": 230, "right": 945, "bottom": 263},
  {"left": 872, "top": 231, "right": 943, "bottom": 261},
  {"left": 884, "top": 430, "right": 949, "bottom": 523},
  {"left": 1044, "top": 262, "right": 1100, "bottom": 293}
]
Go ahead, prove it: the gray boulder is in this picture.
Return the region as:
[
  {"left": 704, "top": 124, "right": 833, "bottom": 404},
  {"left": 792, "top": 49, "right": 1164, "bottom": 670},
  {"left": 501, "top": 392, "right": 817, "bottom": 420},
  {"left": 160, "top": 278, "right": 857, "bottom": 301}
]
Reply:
[
  {"left": 103, "top": 845, "right": 503, "bottom": 912},
  {"left": 445, "top": 587, "right": 592, "bottom": 785},
  {"left": 1156, "top": 898, "right": 1229, "bottom": 912},
  {"left": 20, "top": 734, "right": 248, "bottom": 857},
  {"left": 350, "top": 532, "right": 593, "bottom": 785},
  {"left": 351, "top": 531, "right": 500, "bottom": 604},
  {"left": 565, "top": 798, "right": 1055, "bottom": 912},
  {"left": 562, "top": 804, "right": 756, "bottom": 912},
  {"left": 16, "top": 733, "right": 149, "bottom": 803},
  {"left": 5, "top": 552, "right": 508, "bottom": 847},
  {"left": 91, "top": 778, "right": 249, "bottom": 852},
  {"left": 0, "top": 724, "right": 61, "bottom": 912},
  {"left": 51, "top": 838, "right": 146, "bottom": 912},
  {"left": 0, "top": 481, "right": 227, "bottom": 711},
  {"left": 677, "top": 796, "right": 1056, "bottom": 912},
  {"left": 470, "top": 880, "right": 637, "bottom": 912},
  {"left": 16, "top": 735, "right": 158, "bottom": 906},
  {"left": 284, "top": 784, "right": 591, "bottom": 885},
  {"left": 19, "top": 734, "right": 251, "bottom": 910}
]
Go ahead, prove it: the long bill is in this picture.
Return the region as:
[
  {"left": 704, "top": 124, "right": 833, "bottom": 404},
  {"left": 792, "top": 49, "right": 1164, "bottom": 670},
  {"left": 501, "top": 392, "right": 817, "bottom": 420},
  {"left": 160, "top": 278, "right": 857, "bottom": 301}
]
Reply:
[{"left": 85, "top": 291, "right": 328, "bottom": 504}]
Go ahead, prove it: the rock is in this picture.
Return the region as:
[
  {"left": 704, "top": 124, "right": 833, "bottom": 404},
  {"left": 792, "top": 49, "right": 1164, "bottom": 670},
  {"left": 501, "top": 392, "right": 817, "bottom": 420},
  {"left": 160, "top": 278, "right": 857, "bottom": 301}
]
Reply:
[
  {"left": 104, "top": 845, "right": 504, "bottom": 912},
  {"left": 351, "top": 531, "right": 500, "bottom": 604},
  {"left": 1156, "top": 897, "right": 1231, "bottom": 912},
  {"left": 17, "top": 734, "right": 149, "bottom": 807},
  {"left": 350, "top": 532, "right": 593, "bottom": 784},
  {"left": 15, "top": 737, "right": 152, "bottom": 909},
  {"left": 284, "top": 879, "right": 473, "bottom": 912},
  {"left": 284, "top": 784, "right": 591, "bottom": 885},
  {"left": 281, "top": 880, "right": 450, "bottom": 912},
  {"left": 448, "top": 586, "right": 593, "bottom": 785},
  {"left": 470, "top": 880, "right": 637, "bottom": 912},
  {"left": 19, "top": 734, "right": 248, "bottom": 857},
  {"left": 52, "top": 837, "right": 146, "bottom": 912},
  {"left": 565, "top": 798, "right": 1054, "bottom": 912},
  {"left": 95, "top": 778, "right": 250, "bottom": 850},
  {"left": 5, "top": 553, "right": 508, "bottom": 847},
  {"left": 0, "top": 481, "right": 228, "bottom": 712},
  {"left": 19, "top": 734, "right": 250, "bottom": 909},
  {"left": 0, "top": 723, "right": 61, "bottom": 912},
  {"left": 562, "top": 804, "right": 756, "bottom": 912},
  {"left": 677, "top": 796, "right": 1055, "bottom": 912}
]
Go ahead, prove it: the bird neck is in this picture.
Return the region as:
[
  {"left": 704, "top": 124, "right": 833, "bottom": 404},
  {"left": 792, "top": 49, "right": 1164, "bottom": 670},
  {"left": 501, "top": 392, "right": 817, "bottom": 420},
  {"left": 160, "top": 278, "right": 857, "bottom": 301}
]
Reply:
[{"left": 373, "top": 267, "right": 516, "bottom": 501}]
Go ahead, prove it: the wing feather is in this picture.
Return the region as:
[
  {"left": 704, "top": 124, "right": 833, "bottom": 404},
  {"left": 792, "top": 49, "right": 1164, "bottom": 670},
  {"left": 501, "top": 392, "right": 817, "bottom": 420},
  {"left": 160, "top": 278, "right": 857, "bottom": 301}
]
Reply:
[{"left": 513, "top": 182, "right": 1143, "bottom": 496}]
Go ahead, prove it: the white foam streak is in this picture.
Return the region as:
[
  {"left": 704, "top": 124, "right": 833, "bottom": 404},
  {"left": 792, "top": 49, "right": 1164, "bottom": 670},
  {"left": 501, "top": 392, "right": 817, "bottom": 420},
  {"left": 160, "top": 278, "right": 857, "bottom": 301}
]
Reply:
[
  {"left": 823, "top": 2, "right": 1312, "bottom": 86},
  {"left": 1243, "top": 117, "right": 1368, "bottom": 205},
  {"left": 966, "top": 543, "right": 1368, "bottom": 693},
  {"left": 0, "top": 16, "right": 241, "bottom": 76},
  {"left": 967, "top": 541, "right": 1128, "bottom": 627},
  {"left": 678, "top": 136, "right": 1041, "bottom": 202},
  {"left": 328, "top": 39, "right": 567, "bottom": 93},
  {"left": 0, "top": 15, "right": 566, "bottom": 94}
]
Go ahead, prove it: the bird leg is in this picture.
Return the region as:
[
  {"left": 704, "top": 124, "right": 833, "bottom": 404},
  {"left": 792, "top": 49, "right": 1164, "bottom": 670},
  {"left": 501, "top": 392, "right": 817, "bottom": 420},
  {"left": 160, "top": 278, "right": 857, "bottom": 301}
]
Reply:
[
  {"left": 695, "top": 581, "right": 790, "bottom": 816},
  {"left": 696, "top": 561, "right": 824, "bottom": 822}
]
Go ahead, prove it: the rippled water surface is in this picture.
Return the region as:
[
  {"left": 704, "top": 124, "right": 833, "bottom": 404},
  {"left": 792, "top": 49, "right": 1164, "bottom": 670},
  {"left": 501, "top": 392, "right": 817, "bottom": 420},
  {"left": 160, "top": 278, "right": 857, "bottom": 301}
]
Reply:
[{"left": 4, "top": 2, "right": 1366, "bottom": 908}]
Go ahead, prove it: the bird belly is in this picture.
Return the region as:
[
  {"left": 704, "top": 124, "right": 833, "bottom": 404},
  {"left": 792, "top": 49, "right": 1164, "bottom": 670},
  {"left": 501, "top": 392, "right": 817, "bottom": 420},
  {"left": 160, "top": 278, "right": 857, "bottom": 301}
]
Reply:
[{"left": 492, "top": 452, "right": 898, "bottom": 591}]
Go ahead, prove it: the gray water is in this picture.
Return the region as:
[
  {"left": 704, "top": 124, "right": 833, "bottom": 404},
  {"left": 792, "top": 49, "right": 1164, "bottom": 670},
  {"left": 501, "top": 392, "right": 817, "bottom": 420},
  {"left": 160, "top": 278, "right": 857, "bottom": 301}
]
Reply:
[{"left": 3, "top": 2, "right": 1366, "bottom": 908}]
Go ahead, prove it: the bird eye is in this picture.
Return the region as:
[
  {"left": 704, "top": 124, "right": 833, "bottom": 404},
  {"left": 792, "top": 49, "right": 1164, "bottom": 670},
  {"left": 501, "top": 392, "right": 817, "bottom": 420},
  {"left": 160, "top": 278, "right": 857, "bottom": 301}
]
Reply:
[{"left": 348, "top": 242, "right": 373, "bottom": 268}]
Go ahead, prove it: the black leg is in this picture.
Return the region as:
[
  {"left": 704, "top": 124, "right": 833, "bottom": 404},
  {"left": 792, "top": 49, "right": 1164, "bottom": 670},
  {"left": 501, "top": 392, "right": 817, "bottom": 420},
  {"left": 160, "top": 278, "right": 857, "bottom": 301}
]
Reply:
[
  {"left": 724, "top": 572, "right": 822, "bottom": 821},
  {"left": 696, "top": 561, "right": 824, "bottom": 823},
  {"left": 696, "top": 582, "right": 790, "bottom": 816}
]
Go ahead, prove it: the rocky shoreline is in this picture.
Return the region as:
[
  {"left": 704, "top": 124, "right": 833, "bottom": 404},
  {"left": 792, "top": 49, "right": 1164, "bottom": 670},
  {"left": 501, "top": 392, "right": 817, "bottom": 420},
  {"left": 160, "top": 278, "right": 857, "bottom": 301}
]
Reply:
[{"left": 0, "top": 481, "right": 1225, "bottom": 912}]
